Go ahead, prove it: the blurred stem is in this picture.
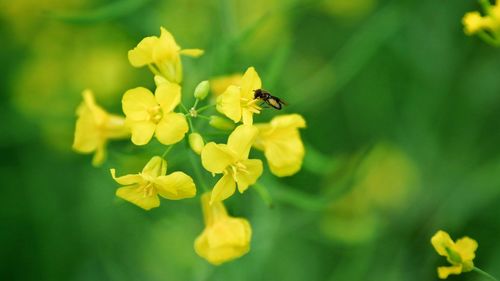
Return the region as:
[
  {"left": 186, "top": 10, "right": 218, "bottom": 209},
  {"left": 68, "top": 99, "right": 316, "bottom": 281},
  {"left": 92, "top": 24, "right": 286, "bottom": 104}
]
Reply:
[
  {"left": 147, "top": 64, "right": 161, "bottom": 76},
  {"left": 186, "top": 140, "right": 209, "bottom": 192},
  {"left": 473, "top": 267, "right": 498, "bottom": 281},
  {"left": 161, "top": 145, "right": 174, "bottom": 158},
  {"left": 479, "top": 0, "right": 492, "bottom": 13},
  {"left": 477, "top": 31, "right": 500, "bottom": 47},
  {"left": 197, "top": 104, "right": 216, "bottom": 113},
  {"left": 253, "top": 183, "right": 274, "bottom": 208}
]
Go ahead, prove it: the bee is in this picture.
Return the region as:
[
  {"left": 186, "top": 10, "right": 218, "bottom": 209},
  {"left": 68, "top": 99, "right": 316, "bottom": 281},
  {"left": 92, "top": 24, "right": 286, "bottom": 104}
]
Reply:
[{"left": 253, "top": 89, "right": 287, "bottom": 110}]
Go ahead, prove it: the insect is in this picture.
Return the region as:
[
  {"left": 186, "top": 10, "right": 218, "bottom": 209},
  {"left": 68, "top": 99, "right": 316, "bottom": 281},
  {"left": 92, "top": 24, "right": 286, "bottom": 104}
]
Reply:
[{"left": 253, "top": 89, "right": 287, "bottom": 110}]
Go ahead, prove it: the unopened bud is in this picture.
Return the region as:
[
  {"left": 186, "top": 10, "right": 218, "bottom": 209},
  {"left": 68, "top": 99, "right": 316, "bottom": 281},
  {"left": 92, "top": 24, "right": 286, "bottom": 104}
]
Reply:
[
  {"left": 194, "top": 80, "right": 210, "bottom": 100},
  {"left": 209, "top": 115, "right": 235, "bottom": 131},
  {"left": 189, "top": 133, "right": 205, "bottom": 155}
]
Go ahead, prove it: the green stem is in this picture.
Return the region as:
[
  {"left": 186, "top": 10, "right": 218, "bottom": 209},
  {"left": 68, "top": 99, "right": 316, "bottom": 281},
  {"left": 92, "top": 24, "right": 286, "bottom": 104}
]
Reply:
[
  {"left": 147, "top": 64, "right": 161, "bottom": 76},
  {"left": 186, "top": 116, "right": 195, "bottom": 133},
  {"left": 161, "top": 145, "right": 174, "bottom": 158},
  {"left": 479, "top": 0, "right": 492, "bottom": 13},
  {"left": 253, "top": 182, "right": 274, "bottom": 208},
  {"left": 188, "top": 151, "right": 209, "bottom": 192},
  {"left": 477, "top": 31, "right": 500, "bottom": 47},
  {"left": 196, "top": 104, "right": 216, "bottom": 113},
  {"left": 193, "top": 98, "right": 200, "bottom": 109},
  {"left": 473, "top": 267, "right": 498, "bottom": 281},
  {"left": 196, "top": 114, "right": 211, "bottom": 121},
  {"left": 179, "top": 102, "right": 189, "bottom": 114}
]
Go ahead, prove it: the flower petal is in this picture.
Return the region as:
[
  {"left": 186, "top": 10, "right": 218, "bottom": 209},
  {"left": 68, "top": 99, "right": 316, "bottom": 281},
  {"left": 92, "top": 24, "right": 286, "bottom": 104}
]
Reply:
[
  {"left": 227, "top": 125, "right": 258, "bottom": 159},
  {"left": 431, "top": 230, "right": 455, "bottom": 257},
  {"left": 264, "top": 136, "right": 304, "bottom": 177},
  {"left": 155, "top": 112, "right": 188, "bottom": 145},
  {"left": 122, "top": 87, "right": 157, "bottom": 120},
  {"left": 155, "top": 172, "right": 196, "bottom": 200},
  {"left": 180, "top": 49, "right": 204, "bottom": 57},
  {"left": 110, "top": 169, "right": 142, "bottom": 185},
  {"left": 129, "top": 120, "right": 156, "bottom": 145},
  {"left": 201, "top": 143, "right": 237, "bottom": 174},
  {"left": 216, "top": 85, "right": 242, "bottom": 123},
  {"left": 116, "top": 186, "right": 160, "bottom": 210},
  {"left": 235, "top": 159, "right": 263, "bottom": 193},
  {"left": 142, "top": 156, "right": 167, "bottom": 177},
  {"left": 128, "top": 36, "right": 158, "bottom": 67},
  {"left": 270, "top": 114, "right": 306, "bottom": 129},
  {"left": 455, "top": 237, "right": 478, "bottom": 262},
  {"left": 153, "top": 27, "right": 180, "bottom": 63},
  {"left": 437, "top": 265, "right": 462, "bottom": 279},
  {"left": 155, "top": 81, "right": 181, "bottom": 113},
  {"left": 211, "top": 174, "right": 236, "bottom": 203},
  {"left": 240, "top": 67, "right": 261, "bottom": 99}
]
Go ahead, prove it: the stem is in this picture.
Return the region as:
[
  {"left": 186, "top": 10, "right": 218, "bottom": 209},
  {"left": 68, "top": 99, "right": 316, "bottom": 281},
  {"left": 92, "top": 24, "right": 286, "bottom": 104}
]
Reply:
[
  {"left": 147, "top": 64, "right": 161, "bottom": 76},
  {"left": 479, "top": 0, "right": 492, "bottom": 13},
  {"left": 196, "top": 104, "right": 216, "bottom": 113},
  {"left": 186, "top": 116, "right": 195, "bottom": 133},
  {"left": 477, "top": 31, "right": 500, "bottom": 47},
  {"left": 179, "top": 102, "right": 189, "bottom": 114},
  {"left": 473, "top": 267, "right": 498, "bottom": 281},
  {"left": 196, "top": 114, "right": 211, "bottom": 121},
  {"left": 193, "top": 98, "right": 200, "bottom": 109},
  {"left": 161, "top": 145, "right": 174, "bottom": 158},
  {"left": 253, "top": 182, "right": 273, "bottom": 208},
  {"left": 188, "top": 150, "right": 209, "bottom": 192}
]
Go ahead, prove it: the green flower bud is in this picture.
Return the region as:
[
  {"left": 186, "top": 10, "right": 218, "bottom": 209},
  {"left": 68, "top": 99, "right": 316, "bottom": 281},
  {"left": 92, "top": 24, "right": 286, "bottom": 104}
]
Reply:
[
  {"left": 189, "top": 133, "right": 205, "bottom": 155},
  {"left": 194, "top": 80, "right": 210, "bottom": 100},
  {"left": 209, "top": 115, "right": 235, "bottom": 131}
]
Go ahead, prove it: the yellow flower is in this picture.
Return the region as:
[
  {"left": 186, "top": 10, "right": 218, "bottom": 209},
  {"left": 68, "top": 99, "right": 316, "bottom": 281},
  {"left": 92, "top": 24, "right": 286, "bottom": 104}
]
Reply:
[
  {"left": 128, "top": 27, "right": 203, "bottom": 83},
  {"left": 210, "top": 73, "right": 242, "bottom": 97},
  {"left": 201, "top": 125, "right": 263, "bottom": 203},
  {"left": 253, "top": 114, "right": 306, "bottom": 177},
  {"left": 194, "top": 192, "right": 252, "bottom": 265},
  {"left": 431, "top": 230, "right": 478, "bottom": 279},
  {"left": 462, "top": 12, "right": 488, "bottom": 35},
  {"left": 216, "top": 67, "right": 262, "bottom": 125},
  {"left": 188, "top": 132, "right": 205, "bottom": 155},
  {"left": 122, "top": 81, "right": 188, "bottom": 146},
  {"left": 111, "top": 156, "right": 196, "bottom": 210},
  {"left": 73, "top": 90, "right": 129, "bottom": 166}
]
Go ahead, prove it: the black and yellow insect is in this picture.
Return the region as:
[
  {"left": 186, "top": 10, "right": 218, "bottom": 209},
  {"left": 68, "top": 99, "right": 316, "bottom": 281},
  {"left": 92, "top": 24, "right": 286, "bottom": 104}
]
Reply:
[{"left": 253, "top": 89, "right": 287, "bottom": 110}]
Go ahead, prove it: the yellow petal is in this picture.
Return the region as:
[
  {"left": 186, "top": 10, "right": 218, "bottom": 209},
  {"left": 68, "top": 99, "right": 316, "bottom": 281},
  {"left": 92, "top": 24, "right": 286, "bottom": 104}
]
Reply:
[
  {"left": 189, "top": 133, "right": 205, "bottom": 155},
  {"left": 128, "top": 36, "right": 158, "bottom": 67},
  {"left": 462, "top": 12, "right": 485, "bottom": 35},
  {"left": 201, "top": 143, "right": 237, "bottom": 174},
  {"left": 264, "top": 137, "right": 304, "bottom": 177},
  {"left": 155, "top": 81, "right": 181, "bottom": 113},
  {"left": 116, "top": 186, "right": 160, "bottom": 210},
  {"left": 431, "top": 230, "right": 455, "bottom": 257},
  {"left": 200, "top": 192, "right": 227, "bottom": 226},
  {"left": 155, "top": 172, "right": 196, "bottom": 200},
  {"left": 142, "top": 156, "right": 167, "bottom": 178},
  {"left": 110, "top": 168, "right": 142, "bottom": 185},
  {"left": 210, "top": 74, "right": 243, "bottom": 97},
  {"left": 129, "top": 120, "right": 156, "bottom": 145},
  {"left": 73, "top": 106, "right": 100, "bottom": 153},
  {"left": 211, "top": 173, "right": 236, "bottom": 203},
  {"left": 455, "top": 237, "right": 478, "bottom": 262},
  {"left": 92, "top": 143, "right": 106, "bottom": 166},
  {"left": 227, "top": 125, "right": 258, "bottom": 159},
  {"left": 437, "top": 265, "right": 462, "bottom": 279},
  {"left": 153, "top": 27, "right": 180, "bottom": 63},
  {"left": 240, "top": 67, "right": 262, "bottom": 99},
  {"left": 241, "top": 108, "right": 254, "bottom": 125},
  {"left": 235, "top": 159, "right": 263, "bottom": 193},
  {"left": 216, "top": 85, "right": 242, "bottom": 123},
  {"left": 270, "top": 114, "right": 306, "bottom": 129},
  {"left": 155, "top": 112, "right": 188, "bottom": 145},
  {"left": 105, "top": 114, "right": 130, "bottom": 139},
  {"left": 122, "top": 87, "right": 157, "bottom": 120},
  {"left": 180, "top": 48, "right": 204, "bottom": 57}
]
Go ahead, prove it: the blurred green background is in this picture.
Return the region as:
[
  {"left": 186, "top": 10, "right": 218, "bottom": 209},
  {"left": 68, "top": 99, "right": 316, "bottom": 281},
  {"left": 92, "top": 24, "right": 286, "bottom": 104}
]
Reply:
[{"left": 1, "top": 0, "right": 500, "bottom": 280}]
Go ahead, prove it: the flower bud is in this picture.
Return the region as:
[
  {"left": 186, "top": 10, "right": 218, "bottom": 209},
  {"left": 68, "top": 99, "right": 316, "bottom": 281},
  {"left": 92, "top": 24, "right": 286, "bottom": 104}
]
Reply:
[
  {"left": 194, "top": 80, "right": 210, "bottom": 100},
  {"left": 209, "top": 115, "right": 235, "bottom": 131},
  {"left": 189, "top": 133, "right": 205, "bottom": 155}
]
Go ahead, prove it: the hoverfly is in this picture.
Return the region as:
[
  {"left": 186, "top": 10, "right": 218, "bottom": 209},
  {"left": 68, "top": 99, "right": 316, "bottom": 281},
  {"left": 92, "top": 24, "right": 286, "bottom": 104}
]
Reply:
[{"left": 253, "top": 89, "right": 287, "bottom": 110}]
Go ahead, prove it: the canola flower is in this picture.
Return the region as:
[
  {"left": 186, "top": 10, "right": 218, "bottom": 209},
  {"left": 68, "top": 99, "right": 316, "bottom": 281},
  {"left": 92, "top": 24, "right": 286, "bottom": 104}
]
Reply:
[
  {"left": 73, "top": 26, "right": 306, "bottom": 265},
  {"left": 253, "top": 114, "right": 306, "bottom": 177},
  {"left": 72, "top": 89, "right": 129, "bottom": 166},
  {"left": 128, "top": 27, "right": 204, "bottom": 83},
  {"left": 431, "top": 230, "right": 498, "bottom": 280},
  {"left": 122, "top": 81, "right": 188, "bottom": 146},
  {"left": 194, "top": 192, "right": 252, "bottom": 265},
  {"left": 216, "top": 67, "right": 263, "bottom": 125},
  {"left": 201, "top": 125, "right": 263, "bottom": 203},
  {"left": 462, "top": 0, "right": 500, "bottom": 46},
  {"left": 111, "top": 156, "right": 196, "bottom": 210}
]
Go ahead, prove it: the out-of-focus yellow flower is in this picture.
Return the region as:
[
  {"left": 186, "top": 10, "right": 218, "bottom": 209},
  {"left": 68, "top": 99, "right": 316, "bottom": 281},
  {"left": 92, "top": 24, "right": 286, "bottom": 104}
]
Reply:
[
  {"left": 194, "top": 192, "right": 252, "bottom": 265},
  {"left": 463, "top": 12, "right": 489, "bottom": 35},
  {"left": 73, "top": 90, "right": 129, "bottom": 166},
  {"left": 431, "top": 230, "right": 478, "bottom": 279},
  {"left": 253, "top": 114, "right": 306, "bottom": 177},
  {"left": 128, "top": 27, "right": 203, "bottom": 83},
  {"left": 111, "top": 156, "right": 196, "bottom": 210},
  {"left": 201, "top": 125, "right": 263, "bottom": 203},
  {"left": 210, "top": 74, "right": 242, "bottom": 97},
  {"left": 216, "top": 67, "right": 262, "bottom": 125},
  {"left": 122, "top": 81, "right": 188, "bottom": 146}
]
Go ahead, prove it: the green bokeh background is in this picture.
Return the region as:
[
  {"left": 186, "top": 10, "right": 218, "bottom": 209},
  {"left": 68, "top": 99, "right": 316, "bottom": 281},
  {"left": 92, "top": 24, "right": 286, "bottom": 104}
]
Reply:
[{"left": 1, "top": 0, "right": 500, "bottom": 280}]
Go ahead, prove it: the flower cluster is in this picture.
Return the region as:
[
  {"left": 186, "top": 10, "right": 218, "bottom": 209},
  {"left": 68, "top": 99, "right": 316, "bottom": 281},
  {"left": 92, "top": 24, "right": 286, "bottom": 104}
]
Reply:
[
  {"left": 462, "top": 0, "right": 500, "bottom": 46},
  {"left": 72, "top": 27, "right": 306, "bottom": 265}
]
